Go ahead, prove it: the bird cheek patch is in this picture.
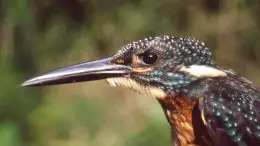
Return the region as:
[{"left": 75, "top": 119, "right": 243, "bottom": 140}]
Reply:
[
  {"left": 106, "top": 77, "right": 166, "bottom": 98},
  {"left": 179, "top": 65, "right": 227, "bottom": 78}
]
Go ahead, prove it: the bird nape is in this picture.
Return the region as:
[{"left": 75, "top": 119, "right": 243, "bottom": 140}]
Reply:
[{"left": 22, "top": 35, "right": 260, "bottom": 146}]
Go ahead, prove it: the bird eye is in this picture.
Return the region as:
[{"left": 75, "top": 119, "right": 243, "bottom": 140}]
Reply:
[{"left": 142, "top": 50, "right": 158, "bottom": 65}]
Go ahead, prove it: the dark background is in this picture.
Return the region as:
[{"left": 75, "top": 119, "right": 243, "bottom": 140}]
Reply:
[{"left": 0, "top": 0, "right": 260, "bottom": 146}]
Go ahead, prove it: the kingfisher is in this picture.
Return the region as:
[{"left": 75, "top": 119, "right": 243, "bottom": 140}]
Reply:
[{"left": 22, "top": 35, "right": 260, "bottom": 146}]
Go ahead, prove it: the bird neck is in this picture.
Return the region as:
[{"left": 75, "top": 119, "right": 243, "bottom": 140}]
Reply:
[{"left": 157, "top": 94, "right": 197, "bottom": 146}]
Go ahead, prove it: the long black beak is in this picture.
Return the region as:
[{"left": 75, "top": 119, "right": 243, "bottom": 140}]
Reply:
[{"left": 22, "top": 57, "right": 132, "bottom": 86}]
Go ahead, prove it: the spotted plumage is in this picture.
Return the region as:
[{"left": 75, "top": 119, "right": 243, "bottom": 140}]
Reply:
[
  {"left": 22, "top": 35, "right": 260, "bottom": 146},
  {"left": 192, "top": 74, "right": 260, "bottom": 146}
]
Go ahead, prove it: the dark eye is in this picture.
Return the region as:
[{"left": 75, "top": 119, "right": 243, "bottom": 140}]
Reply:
[{"left": 142, "top": 50, "right": 158, "bottom": 65}]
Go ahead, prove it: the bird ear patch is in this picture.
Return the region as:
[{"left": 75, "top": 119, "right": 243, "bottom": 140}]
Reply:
[{"left": 180, "top": 65, "right": 227, "bottom": 78}]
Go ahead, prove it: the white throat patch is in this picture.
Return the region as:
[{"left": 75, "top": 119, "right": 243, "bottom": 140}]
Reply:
[
  {"left": 180, "top": 65, "right": 227, "bottom": 78},
  {"left": 106, "top": 77, "right": 166, "bottom": 98}
]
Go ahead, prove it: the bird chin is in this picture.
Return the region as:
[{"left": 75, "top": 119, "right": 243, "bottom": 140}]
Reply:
[{"left": 106, "top": 77, "right": 166, "bottom": 98}]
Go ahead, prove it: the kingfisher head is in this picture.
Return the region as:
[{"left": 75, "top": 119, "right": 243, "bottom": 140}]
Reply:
[{"left": 22, "top": 35, "right": 226, "bottom": 98}]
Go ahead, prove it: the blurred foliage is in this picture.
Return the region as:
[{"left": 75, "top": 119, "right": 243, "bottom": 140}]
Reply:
[{"left": 0, "top": 0, "right": 260, "bottom": 146}]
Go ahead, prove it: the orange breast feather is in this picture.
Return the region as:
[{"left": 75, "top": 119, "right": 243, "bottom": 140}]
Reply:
[{"left": 158, "top": 95, "right": 198, "bottom": 146}]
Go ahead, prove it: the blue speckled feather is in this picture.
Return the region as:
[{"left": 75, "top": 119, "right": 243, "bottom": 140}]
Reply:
[{"left": 198, "top": 73, "right": 260, "bottom": 146}]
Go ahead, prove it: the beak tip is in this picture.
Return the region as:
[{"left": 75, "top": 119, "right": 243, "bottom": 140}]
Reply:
[
  {"left": 21, "top": 82, "right": 27, "bottom": 87},
  {"left": 21, "top": 77, "right": 42, "bottom": 87},
  {"left": 21, "top": 80, "right": 34, "bottom": 87}
]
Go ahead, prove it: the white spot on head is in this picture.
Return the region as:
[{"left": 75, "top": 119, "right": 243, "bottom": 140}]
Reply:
[{"left": 180, "top": 65, "right": 226, "bottom": 78}]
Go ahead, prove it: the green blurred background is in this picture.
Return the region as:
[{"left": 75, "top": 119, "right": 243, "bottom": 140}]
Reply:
[{"left": 0, "top": 0, "right": 260, "bottom": 146}]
